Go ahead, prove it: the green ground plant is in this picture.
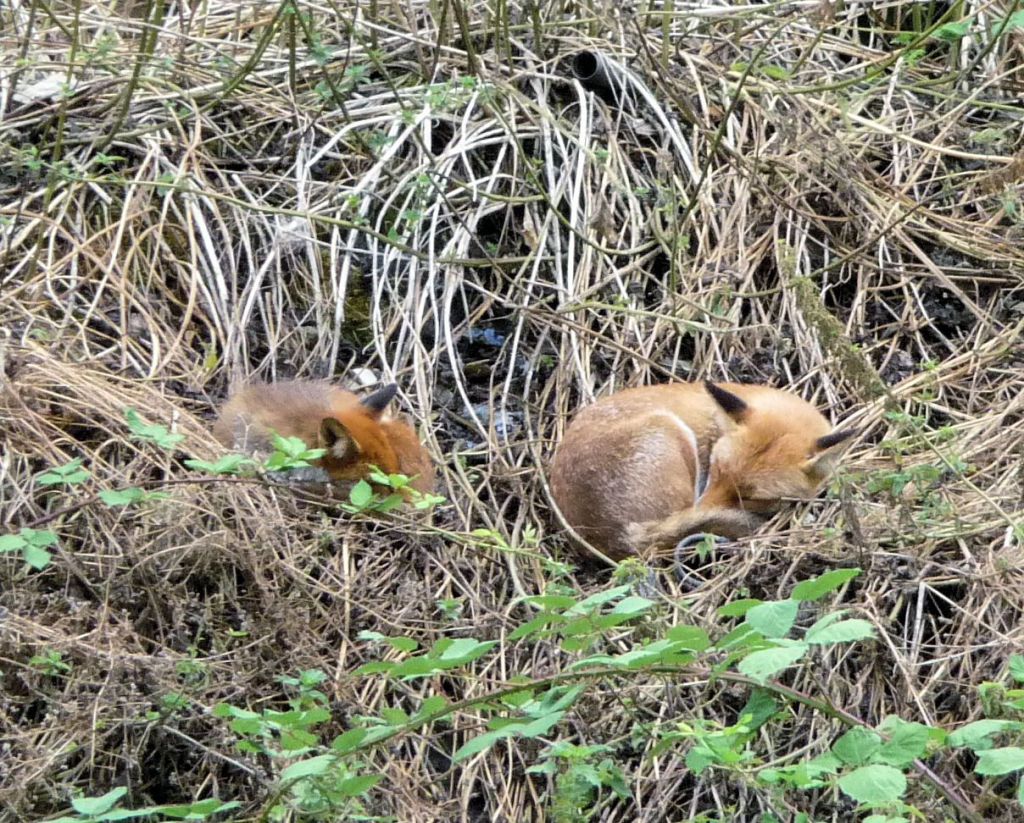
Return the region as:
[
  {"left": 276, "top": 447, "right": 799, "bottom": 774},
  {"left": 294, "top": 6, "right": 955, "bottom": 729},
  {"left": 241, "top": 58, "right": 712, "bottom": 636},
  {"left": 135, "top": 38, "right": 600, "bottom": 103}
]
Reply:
[
  {"left": 10, "top": 411, "right": 1024, "bottom": 822},
  {"left": 4, "top": 0, "right": 1023, "bottom": 819}
]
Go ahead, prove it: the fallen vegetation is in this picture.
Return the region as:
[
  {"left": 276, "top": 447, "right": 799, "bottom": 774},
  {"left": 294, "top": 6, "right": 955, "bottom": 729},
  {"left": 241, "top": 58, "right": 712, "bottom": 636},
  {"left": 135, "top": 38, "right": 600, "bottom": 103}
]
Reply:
[{"left": 2, "top": 0, "right": 1023, "bottom": 820}]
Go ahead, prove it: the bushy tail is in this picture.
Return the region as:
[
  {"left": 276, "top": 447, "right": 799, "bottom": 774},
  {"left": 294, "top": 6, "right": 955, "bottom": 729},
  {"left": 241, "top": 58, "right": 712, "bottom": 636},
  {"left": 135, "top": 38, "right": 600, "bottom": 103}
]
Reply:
[{"left": 625, "top": 507, "right": 765, "bottom": 554}]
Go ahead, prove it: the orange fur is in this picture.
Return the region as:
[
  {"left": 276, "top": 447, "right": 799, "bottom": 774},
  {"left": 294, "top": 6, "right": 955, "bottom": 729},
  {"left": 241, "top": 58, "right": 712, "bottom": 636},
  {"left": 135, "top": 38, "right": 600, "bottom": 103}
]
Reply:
[
  {"left": 549, "top": 382, "right": 856, "bottom": 561},
  {"left": 213, "top": 380, "right": 435, "bottom": 494}
]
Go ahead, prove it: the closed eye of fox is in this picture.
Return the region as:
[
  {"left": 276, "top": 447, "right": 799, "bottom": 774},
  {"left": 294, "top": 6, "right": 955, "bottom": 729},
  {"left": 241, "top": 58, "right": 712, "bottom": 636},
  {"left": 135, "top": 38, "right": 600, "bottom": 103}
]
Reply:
[
  {"left": 549, "top": 381, "right": 857, "bottom": 561},
  {"left": 213, "top": 380, "right": 435, "bottom": 495}
]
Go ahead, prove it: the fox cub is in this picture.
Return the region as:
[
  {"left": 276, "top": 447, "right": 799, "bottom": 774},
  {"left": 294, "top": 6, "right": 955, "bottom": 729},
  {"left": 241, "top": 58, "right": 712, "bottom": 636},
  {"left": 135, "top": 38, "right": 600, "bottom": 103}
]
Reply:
[
  {"left": 549, "top": 382, "right": 856, "bottom": 561},
  {"left": 214, "top": 380, "right": 435, "bottom": 494}
]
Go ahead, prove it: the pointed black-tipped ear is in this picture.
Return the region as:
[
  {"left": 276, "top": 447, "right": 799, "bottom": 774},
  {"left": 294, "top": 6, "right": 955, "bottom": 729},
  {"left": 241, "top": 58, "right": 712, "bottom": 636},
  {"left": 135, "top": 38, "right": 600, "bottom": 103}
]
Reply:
[
  {"left": 705, "top": 382, "right": 749, "bottom": 422},
  {"left": 319, "top": 418, "right": 358, "bottom": 459},
  {"left": 361, "top": 383, "right": 398, "bottom": 416},
  {"left": 815, "top": 427, "right": 859, "bottom": 453}
]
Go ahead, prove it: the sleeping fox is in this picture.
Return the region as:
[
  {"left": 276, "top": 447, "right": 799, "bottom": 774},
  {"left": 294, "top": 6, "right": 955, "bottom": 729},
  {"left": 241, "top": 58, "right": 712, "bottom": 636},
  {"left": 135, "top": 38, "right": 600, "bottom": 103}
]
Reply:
[
  {"left": 213, "top": 380, "right": 435, "bottom": 494},
  {"left": 549, "top": 382, "right": 857, "bottom": 561}
]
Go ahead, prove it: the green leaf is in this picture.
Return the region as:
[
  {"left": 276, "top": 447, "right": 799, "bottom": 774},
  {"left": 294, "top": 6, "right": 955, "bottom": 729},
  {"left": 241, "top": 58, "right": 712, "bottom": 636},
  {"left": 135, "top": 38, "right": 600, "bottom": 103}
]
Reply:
[
  {"left": 384, "top": 636, "right": 418, "bottom": 653},
  {"left": 666, "top": 624, "right": 711, "bottom": 651},
  {"left": 931, "top": 20, "right": 971, "bottom": 42},
  {"left": 280, "top": 727, "right": 318, "bottom": 751},
  {"left": 1002, "top": 11, "right": 1024, "bottom": 33},
  {"left": 517, "top": 711, "right": 566, "bottom": 737},
  {"left": 36, "top": 458, "right": 90, "bottom": 487},
  {"left": 4, "top": 530, "right": 58, "bottom": 569},
  {"left": 573, "top": 763, "right": 602, "bottom": 788},
  {"left": 437, "top": 638, "right": 497, "bottom": 664},
  {"left": 336, "top": 774, "right": 383, "bottom": 797},
  {"left": 124, "top": 408, "right": 185, "bottom": 449},
  {"left": 416, "top": 695, "right": 448, "bottom": 719},
  {"left": 280, "top": 753, "right": 333, "bottom": 782},
  {"left": 805, "top": 752, "right": 841, "bottom": 776},
  {"left": 686, "top": 743, "right": 716, "bottom": 774},
  {"left": 568, "top": 585, "right": 633, "bottom": 614},
  {"left": 184, "top": 454, "right": 253, "bottom": 475},
  {"left": 0, "top": 533, "right": 27, "bottom": 552},
  {"left": 523, "top": 594, "right": 577, "bottom": 610},
  {"left": 791, "top": 569, "right": 860, "bottom": 601},
  {"left": 381, "top": 707, "right": 409, "bottom": 725},
  {"left": 609, "top": 595, "right": 654, "bottom": 616},
  {"left": 715, "top": 623, "right": 765, "bottom": 651},
  {"left": 71, "top": 787, "right": 128, "bottom": 815},
  {"left": 349, "top": 480, "right": 373, "bottom": 508},
  {"left": 875, "top": 717, "right": 933, "bottom": 766},
  {"left": 736, "top": 644, "right": 808, "bottom": 684},
  {"left": 738, "top": 689, "right": 779, "bottom": 731},
  {"left": 760, "top": 64, "right": 790, "bottom": 80},
  {"left": 949, "top": 719, "right": 1023, "bottom": 750},
  {"left": 806, "top": 618, "right": 875, "bottom": 645},
  {"left": 22, "top": 543, "right": 52, "bottom": 570},
  {"left": 838, "top": 764, "right": 907, "bottom": 804},
  {"left": 745, "top": 600, "right": 799, "bottom": 639},
  {"left": 718, "top": 598, "right": 762, "bottom": 618},
  {"left": 21, "top": 527, "right": 58, "bottom": 547},
  {"left": 508, "top": 613, "right": 563, "bottom": 641},
  {"left": 579, "top": 639, "right": 694, "bottom": 670},
  {"left": 96, "top": 808, "right": 160, "bottom": 821},
  {"left": 158, "top": 799, "right": 241, "bottom": 819},
  {"left": 332, "top": 728, "right": 368, "bottom": 753},
  {"left": 975, "top": 747, "right": 1024, "bottom": 776},
  {"left": 100, "top": 487, "right": 146, "bottom": 507},
  {"left": 352, "top": 660, "right": 398, "bottom": 676},
  {"left": 832, "top": 728, "right": 882, "bottom": 766},
  {"left": 230, "top": 716, "right": 263, "bottom": 736},
  {"left": 453, "top": 727, "right": 508, "bottom": 762},
  {"left": 454, "top": 708, "right": 568, "bottom": 762},
  {"left": 1009, "top": 655, "right": 1024, "bottom": 684}
]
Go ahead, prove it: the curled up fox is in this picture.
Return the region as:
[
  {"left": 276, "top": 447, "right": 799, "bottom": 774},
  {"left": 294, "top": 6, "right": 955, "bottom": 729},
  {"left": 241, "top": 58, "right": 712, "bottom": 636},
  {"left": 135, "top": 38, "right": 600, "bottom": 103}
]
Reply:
[
  {"left": 213, "top": 380, "right": 435, "bottom": 495},
  {"left": 549, "top": 382, "right": 857, "bottom": 561}
]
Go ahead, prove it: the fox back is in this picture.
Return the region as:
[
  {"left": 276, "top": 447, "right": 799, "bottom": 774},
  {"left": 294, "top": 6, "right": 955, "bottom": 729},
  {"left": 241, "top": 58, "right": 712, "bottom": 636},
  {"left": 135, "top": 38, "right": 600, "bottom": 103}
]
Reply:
[
  {"left": 213, "top": 380, "right": 435, "bottom": 493},
  {"left": 549, "top": 382, "right": 855, "bottom": 561}
]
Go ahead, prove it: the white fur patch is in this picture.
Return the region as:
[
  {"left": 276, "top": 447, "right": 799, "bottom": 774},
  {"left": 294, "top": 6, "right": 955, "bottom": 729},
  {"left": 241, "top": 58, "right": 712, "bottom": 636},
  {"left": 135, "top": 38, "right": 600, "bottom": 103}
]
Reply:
[{"left": 648, "top": 411, "right": 703, "bottom": 502}]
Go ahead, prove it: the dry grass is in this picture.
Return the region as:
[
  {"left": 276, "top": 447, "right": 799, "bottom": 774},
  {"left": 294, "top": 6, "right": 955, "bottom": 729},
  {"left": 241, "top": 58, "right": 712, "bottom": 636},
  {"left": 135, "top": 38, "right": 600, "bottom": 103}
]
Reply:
[{"left": 2, "top": 0, "right": 1023, "bottom": 820}]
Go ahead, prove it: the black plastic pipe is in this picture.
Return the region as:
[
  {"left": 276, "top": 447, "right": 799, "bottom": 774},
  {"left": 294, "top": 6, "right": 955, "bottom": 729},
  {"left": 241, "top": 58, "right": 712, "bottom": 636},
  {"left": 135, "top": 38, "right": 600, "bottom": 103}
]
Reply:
[{"left": 571, "top": 50, "right": 628, "bottom": 106}]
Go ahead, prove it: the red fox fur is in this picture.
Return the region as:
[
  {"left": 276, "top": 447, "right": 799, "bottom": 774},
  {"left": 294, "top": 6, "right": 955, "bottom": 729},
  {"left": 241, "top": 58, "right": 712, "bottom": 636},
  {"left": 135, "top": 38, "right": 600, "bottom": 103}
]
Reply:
[
  {"left": 213, "top": 380, "right": 435, "bottom": 494},
  {"left": 549, "top": 382, "right": 857, "bottom": 561}
]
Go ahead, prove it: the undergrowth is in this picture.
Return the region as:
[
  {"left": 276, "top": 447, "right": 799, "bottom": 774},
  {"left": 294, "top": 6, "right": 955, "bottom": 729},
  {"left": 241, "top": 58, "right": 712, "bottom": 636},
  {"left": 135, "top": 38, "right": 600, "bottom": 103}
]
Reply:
[{"left": 2, "top": 0, "right": 1024, "bottom": 820}]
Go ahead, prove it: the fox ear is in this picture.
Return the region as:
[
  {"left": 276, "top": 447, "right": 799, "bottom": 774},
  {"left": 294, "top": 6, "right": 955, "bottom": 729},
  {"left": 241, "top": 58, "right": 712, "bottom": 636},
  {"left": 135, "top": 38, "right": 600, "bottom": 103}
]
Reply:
[
  {"left": 815, "top": 427, "right": 859, "bottom": 453},
  {"left": 361, "top": 383, "right": 398, "bottom": 417},
  {"left": 802, "top": 427, "right": 858, "bottom": 473},
  {"left": 319, "top": 418, "right": 359, "bottom": 460},
  {"left": 705, "top": 382, "right": 749, "bottom": 422}
]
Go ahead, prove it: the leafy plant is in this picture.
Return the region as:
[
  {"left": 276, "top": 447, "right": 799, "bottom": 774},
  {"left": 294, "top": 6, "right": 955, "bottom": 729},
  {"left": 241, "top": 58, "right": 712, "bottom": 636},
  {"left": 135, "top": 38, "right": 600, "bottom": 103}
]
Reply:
[
  {"left": 183, "top": 454, "right": 255, "bottom": 475},
  {"left": 264, "top": 432, "right": 326, "bottom": 472},
  {"left": 345, "top": 468, "right": 445, "bottom": 514},
  {"left": 29, "top": 648, "right": 71, "bottom": 676},
  {"left": 527, "top": 741, "right": 631, "bottom": 822},
  {"left": 124, "top": 408, "right": 185, "bottom": 450},
  {"left": 214, "top": 669, "right": 384, "bottom": 820},
  {"left": 36, "top": 458, "right": 90, "bottom": 488},
  {"left": 0, "top": 527, "right": 58, "bottom": 570},
  {"left": 44, "top": 787, "right": 238, "bottom": 823},
  {"left": 98, "top": 487, "right": 170, "bottom": 507}
]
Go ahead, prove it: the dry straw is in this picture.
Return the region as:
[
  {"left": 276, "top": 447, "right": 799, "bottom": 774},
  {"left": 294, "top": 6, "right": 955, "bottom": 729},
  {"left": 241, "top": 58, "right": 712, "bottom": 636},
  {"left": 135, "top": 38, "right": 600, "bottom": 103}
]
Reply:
[{"left": 1, "top": 0, "right": 1023, "bottom": 819}]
